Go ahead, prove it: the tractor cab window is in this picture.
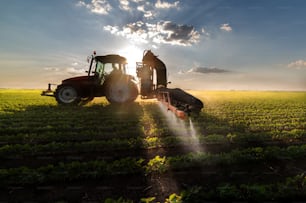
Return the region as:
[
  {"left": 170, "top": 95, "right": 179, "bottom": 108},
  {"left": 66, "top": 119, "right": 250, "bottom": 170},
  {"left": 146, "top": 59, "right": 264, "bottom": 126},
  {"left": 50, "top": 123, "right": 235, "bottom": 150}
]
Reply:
[
  {"left": 94, "top": 61, "right": 106, "bottom": 85},
  {"left": 121, "top": 64, "right": 127, "bottom": 74},
  {"left": 93, "top": 62, "right": 127, "bottom": 85},
  {"left": 105, "top": 63, "right": 126, "bottom": 75},
  {"left": 95, "top": 61, "right": 104, "bottom": 78},
  {"left": 103, "top": 63, "right": 113, "bottom": 74}
]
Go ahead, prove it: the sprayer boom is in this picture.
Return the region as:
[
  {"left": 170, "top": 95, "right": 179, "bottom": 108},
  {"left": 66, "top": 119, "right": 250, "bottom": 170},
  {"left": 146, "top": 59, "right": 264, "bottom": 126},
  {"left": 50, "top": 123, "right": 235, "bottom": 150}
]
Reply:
[{"left": 157, "top": 88, "right": 203, "bottom": 119}]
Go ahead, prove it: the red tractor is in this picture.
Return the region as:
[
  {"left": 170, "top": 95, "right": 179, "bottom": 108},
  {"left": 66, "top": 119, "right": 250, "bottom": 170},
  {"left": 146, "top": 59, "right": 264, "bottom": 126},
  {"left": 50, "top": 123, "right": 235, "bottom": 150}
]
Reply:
[
  {"left": 42, "top": 50, "right": 203, "bottom": 118},
  {"left": 42, "top": 52, "right": 138, "bottom": 105}
]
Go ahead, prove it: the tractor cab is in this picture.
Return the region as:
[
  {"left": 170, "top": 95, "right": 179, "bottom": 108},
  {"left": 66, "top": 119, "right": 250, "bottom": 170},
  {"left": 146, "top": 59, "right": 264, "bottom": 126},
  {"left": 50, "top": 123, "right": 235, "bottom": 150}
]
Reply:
[{"left": 89, "top": 54, "right": 128, "bottom": 85}]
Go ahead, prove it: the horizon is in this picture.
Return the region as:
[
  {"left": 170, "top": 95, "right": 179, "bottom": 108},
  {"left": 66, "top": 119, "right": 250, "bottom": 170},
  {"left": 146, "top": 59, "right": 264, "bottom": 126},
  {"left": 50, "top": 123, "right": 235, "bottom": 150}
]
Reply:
[{"left": 1, "top": 87, "right": 305, "bottom": 93}]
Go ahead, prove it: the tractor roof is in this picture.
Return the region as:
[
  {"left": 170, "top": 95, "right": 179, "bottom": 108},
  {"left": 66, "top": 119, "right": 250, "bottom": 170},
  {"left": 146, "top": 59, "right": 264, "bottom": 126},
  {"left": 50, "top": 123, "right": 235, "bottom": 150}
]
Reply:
[{"left": 95, "top": 55, "right": 127, "bottom": 64}]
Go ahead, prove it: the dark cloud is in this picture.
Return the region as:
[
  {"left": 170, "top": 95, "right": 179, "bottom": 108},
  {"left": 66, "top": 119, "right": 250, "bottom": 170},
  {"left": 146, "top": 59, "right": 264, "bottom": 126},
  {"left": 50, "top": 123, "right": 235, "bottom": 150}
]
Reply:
[
  {"left": 104, "top": 20, "right": 200, "bottom": 46},
  {"left": 158, "top": 21, "right": 200, "bottom": 45}
]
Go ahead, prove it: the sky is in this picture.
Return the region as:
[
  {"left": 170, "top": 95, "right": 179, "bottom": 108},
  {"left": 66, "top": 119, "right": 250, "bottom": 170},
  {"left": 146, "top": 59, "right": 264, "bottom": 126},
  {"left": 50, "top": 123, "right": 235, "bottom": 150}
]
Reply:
[{"left": 0, "top": 0, "right": 306, "bottom": 90}]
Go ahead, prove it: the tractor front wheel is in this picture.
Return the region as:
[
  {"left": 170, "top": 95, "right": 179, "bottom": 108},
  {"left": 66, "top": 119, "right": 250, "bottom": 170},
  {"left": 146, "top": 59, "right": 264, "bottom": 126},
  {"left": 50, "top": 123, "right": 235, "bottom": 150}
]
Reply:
[{"left": 55, "top": 85, "right": 80, "bottom": 105}]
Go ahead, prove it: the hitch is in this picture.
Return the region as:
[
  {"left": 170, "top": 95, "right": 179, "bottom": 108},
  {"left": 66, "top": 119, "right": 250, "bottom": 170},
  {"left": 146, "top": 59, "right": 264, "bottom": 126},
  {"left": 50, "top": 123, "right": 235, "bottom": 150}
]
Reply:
[{"left": 41, "top": 83, "right": 57, "bottom": 97}]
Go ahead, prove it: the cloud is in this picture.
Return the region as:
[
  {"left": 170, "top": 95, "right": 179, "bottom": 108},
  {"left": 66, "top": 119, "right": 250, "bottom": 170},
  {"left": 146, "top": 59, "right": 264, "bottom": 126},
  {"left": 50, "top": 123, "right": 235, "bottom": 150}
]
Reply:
[
  {"left": 71, "top": 62, "right": 79, "bottom": 66},
  {"left": 78, "top": 0, "right": 180, "bottom": 19},
  {"left": 104, "top": 21, "right": 149, "bottom": 43},
  {"left": 136, "top": 0, "right": 180, "bottom": 18},
  {"left": 78, "top": 0, "right": 112, "bottom": 15},
  {"left": 44, "top": 67, "right": 59, "bottom": 72},
  {"left": 104, "top": 20, "right": 201, "bottom": 46},
  {"left": 179, "top": 67, "right": 230, "bottom": 74},
  {"left": 201, "top": 27, "right": 209, "bottom": 35},
  {"left": 119, "top": 0, "right": 131, "bottom": 11},
  {"left": 288, "top": 59, "right": 306, "bottom": 69},
  {"left": 157, "top": 21, "right": 200, "bottom": 45},
  {"left": 44, "top": 66, "right": 85, "bottom": 75},
  {"left": 220, "top": 23, "right": 232, "bottom": 32},
  {"left": 77, "top": 0, "right": 157, "bottom": 19},
  {"left": 137, "top": 4, "right": 156, "bottom": 19},
  {"left": 155, "top": 0, "right": 180, "bottom": 9},
  {"left": 66, "top": 67, "right": 86, "bottom": 75},
  {"left": 78, "top": 0, "right": 215, "bottom": 46}
]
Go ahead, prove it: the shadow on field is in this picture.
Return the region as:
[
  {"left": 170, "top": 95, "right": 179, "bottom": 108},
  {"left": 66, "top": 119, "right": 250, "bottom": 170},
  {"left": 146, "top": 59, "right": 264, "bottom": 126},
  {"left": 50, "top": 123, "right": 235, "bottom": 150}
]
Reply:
[{"left": 0, "top": 102, "right": 154, "bottom": 202}]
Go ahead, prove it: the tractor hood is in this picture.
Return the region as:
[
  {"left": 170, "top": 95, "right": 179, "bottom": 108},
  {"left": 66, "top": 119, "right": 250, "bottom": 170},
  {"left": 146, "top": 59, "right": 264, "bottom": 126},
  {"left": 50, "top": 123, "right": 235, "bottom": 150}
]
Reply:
[{"left": 62, "top": 76, "right": 93, "bottom": 84}]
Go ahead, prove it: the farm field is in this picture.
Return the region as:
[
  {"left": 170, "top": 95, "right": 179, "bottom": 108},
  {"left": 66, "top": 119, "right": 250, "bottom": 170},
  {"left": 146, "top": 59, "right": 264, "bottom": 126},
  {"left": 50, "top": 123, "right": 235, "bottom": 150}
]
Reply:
[{"left": 0, "top": 89, "right": 306, "bottom": 202}]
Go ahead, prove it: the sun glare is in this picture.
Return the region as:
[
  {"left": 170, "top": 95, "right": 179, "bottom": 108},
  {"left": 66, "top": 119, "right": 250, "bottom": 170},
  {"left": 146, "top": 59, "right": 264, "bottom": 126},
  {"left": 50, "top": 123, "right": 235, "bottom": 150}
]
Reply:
[{"left": 118, "top": 45, "right": 143, "bottom": 77}]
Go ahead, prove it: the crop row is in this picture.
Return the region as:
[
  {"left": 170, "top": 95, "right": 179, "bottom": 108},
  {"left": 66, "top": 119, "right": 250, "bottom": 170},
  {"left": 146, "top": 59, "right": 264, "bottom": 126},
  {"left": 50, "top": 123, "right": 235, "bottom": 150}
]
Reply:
[
  {"left": 106, "top": 173, "right": 306, "bottom": 202},
  {"left": 180, "top": 173, "right": 306, "bottom": 201},
  {"left": 1, "top": 144, "right": 306, "bottom": 185},
  {"left": 2, "top": 133, "right": 306, "bottom": 160},
  {"left": 0, "top": 126, "right": 142, "bottom": 140},
  {"left": 1, "top": 122, "right": 303, "bottom": 144}
]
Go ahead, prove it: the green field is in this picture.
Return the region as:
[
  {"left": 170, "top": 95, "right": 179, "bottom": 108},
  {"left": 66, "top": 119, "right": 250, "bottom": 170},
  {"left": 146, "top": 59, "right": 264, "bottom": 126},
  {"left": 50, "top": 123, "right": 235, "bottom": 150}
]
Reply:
[{"left": 0, "top": 89, "right": 306, "bottom": 202}]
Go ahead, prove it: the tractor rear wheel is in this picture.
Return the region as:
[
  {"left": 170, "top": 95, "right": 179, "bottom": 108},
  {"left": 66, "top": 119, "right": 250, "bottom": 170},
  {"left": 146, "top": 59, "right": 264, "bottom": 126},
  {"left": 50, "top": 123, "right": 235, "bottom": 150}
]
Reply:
[
  {"left": 55, "top": 85, "right": 80, "bottom": 105},
  {"left": 106, "top": 80, "right": 138, "bottom": 104}
]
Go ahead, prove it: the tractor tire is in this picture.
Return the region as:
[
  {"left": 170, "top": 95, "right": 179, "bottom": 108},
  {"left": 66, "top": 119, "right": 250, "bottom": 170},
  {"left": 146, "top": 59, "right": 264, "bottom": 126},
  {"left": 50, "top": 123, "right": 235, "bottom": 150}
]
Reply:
[
  {"left": 79, "top": 97, "right": 94, "bottom": 105},
  {"left": 55, "top": 85, "right": 81, "bottom": 105},
  {"left": 105, "top": 79, "right": 138, "bottom": 104}
]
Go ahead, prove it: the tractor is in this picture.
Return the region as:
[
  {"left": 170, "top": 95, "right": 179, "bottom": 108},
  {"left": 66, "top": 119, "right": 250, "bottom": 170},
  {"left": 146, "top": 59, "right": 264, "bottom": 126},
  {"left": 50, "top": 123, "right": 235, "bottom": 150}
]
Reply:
[
  {"left": 42, "top": 52, "right": 138, "bottom": 105},
  {"left": 42, "top": 50, "right": 203, "bottom": 118}
]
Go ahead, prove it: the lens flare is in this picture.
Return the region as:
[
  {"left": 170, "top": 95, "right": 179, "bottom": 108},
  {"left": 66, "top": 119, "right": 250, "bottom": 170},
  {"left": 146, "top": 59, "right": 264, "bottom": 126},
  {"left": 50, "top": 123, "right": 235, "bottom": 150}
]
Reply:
[
  {"left": 118, "top": 45, "right": 143, "bottom": 77},
  {"left": 158, "top": 102, "right": 203, "bottom": 152}
]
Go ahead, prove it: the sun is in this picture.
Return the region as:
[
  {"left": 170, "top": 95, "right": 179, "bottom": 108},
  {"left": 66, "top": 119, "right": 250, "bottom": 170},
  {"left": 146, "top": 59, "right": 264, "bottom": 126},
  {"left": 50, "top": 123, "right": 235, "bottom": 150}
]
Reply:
[{"left": 118, "top": 45, "right": 144, "bottom": 77}]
